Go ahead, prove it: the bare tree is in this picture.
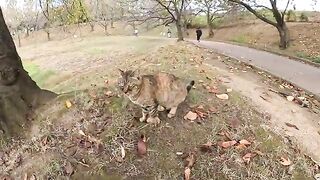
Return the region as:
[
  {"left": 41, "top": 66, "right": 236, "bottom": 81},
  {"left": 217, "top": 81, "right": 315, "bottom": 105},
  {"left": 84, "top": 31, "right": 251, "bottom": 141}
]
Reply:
[
  {"left": 228, "top": 0, "right": 291, "bottom": 49},
  {"left": 154, "top": 0, "right": 188, "bottom": 41},
  {"left": 0, "top": 7, "right": 56, "bottom": 135},
  {"left": 39, "top": 0, "right": 55, "bottom": 40},
  {"left": 196, "top": 0, "right": 230, "bottom": 37}
]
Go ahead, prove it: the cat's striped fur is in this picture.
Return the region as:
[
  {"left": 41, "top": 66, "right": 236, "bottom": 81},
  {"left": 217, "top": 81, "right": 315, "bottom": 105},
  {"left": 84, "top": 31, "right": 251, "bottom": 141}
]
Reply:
[{"left": 118, "top": 69, "right": 194, "bottom": 124}]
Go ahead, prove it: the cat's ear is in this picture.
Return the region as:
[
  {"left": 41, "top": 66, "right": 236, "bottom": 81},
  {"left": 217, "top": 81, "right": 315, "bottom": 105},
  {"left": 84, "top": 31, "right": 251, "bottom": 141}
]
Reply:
[{"left": 118, "top": 68, "right": 125, "bottom": 76}]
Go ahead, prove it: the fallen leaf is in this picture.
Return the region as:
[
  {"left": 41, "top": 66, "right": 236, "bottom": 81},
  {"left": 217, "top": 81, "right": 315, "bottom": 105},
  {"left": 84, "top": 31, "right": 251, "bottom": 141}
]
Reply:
[
  {"left": 242, "top": 153, "right": 256, "bottom": 164},
  {"left": 216, "top": 94, "right": 229, "bottom": 100},
  {"left": 65, "top": 100, "right": 72, "bottom": 108},
  {"left": 208, "top": 86, "right": 219, "bottom": 94},
  {"left": 254, "top": 150, "right": 265, "bottom": 156},
  {"left": 235, "top": 144, "right": 247, "bottom": 150},
  {"left": 227, "top": 88, "right": 233, "bottom": 93},
  {"left": 239, "top": 139, "right": 251, "bottom": 145},
  {"left": 208, "top": 106, "right": 218, "bottom": 113},
  {"left": 185, "top": 152, "right": 196, "bottom": 167},
  {"left": 137, "top": 135, "right": 147, "bottom": 156},
  {"left": 280, "top": 157, "right": 292, "bottom": 166},
  {"left": 64, "top": 161, "right": 74, "bottom": 176},
  {"left": 287, "top": 96, "right": 295, "bottom": 101},
  {"left": 184, "top": 111, "right": 198, "bottom": 121},
  {"left": 285, "top": 123, "right": 299, "bottom": 130},
  {"left": 184, "top": 167, "right": 191, "bottom": 180},
  {"left": 218, "top": 140, "right": 237, "bottom": 148},
  {"left": 120, "top": 145, "right": 126, "bottom": 159},
  {"left": 194, "top": 109, "right": 207, "bottom": 119}
]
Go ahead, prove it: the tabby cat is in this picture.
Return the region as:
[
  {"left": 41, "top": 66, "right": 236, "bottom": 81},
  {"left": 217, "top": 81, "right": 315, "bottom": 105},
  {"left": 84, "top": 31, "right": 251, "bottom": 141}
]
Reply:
[{"left": 117, "top": 69, "right": 194, "bottom": 124}]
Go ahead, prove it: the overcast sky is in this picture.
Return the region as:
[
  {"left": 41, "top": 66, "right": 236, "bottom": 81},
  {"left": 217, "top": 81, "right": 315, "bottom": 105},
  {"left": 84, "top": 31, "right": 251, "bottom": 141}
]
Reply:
[{"left": 0, "top": 0, "right": 319, "bottom": 11}]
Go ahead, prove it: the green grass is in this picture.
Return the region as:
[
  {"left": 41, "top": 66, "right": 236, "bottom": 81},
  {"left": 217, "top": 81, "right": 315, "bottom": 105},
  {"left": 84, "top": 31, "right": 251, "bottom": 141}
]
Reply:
[
  {"left": 231, "top": 35, "right": 249, "bottom": 44},
  {"left": 296, "top": 51, "right": 320, "bottom": 64},
  {"left": 23, "top": 62, "right": 56, "bottom": 88}
]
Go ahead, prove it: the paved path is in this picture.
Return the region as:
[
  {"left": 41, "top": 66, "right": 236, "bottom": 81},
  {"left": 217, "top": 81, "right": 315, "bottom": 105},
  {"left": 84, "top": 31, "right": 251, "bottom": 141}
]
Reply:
[{"left": 190, "top": 40, "right": 320, "bottom": 97}]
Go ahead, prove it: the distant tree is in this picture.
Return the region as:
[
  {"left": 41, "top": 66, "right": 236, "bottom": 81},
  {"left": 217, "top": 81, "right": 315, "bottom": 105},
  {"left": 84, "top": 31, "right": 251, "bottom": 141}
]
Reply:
[
  {"left": 286, "top": 10, "right": 296, "bottom": 22},
  {"left": 153, "top": 0, "right": 188, "bottom": 41},
  {"left": 196, "top": 0, "right": 230, "bottom": 37},
  {"left": 39, "top": 0, "right": 56, "bottom": 40},
  {"left": 299, "top": 13, "right": 309, "bottom": 22},
  {"left": 228, "top": 0, "right": 291, "bottom": 49},
  {"left": 0, "top": 7, "right": 56, "bottom": 135}
]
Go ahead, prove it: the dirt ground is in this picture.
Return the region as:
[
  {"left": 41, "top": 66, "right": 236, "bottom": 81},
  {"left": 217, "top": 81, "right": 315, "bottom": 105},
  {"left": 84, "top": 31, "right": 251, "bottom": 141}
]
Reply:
[{"left": 1, "top": 36, "right": 320, "bottom": 179}]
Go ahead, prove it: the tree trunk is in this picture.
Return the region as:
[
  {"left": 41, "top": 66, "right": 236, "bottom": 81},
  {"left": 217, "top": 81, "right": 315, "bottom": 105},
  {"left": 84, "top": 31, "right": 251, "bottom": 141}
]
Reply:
[
  {"left": 90, "top": 23, "right": 94, "bottom": 32},
  {"left": 104, "top": 25, "right": 108, "bottom": 35},
  {"left": 0, "top": 8, "right": 56, "bottom": 136},
  {"left": 26, "top": 28, "right": 30, "bottom": 37},
  {"left": 206, "top": 10, "right": 214, "bottom": 38},
  {"left": 17, "top": 33, "right": 21, "bottom": 47},
  {"left": 277, "top": 24, "right": 290, "bottom": 49}
]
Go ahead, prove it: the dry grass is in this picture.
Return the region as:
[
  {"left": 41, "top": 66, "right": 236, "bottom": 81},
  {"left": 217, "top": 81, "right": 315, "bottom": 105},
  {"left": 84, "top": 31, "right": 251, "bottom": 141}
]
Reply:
[{"left": 0, "top": 37, "right": 318, "bottom": 179}]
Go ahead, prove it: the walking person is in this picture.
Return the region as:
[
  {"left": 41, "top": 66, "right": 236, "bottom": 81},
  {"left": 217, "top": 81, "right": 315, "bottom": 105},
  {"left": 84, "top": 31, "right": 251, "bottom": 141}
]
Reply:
[
  {"left": 167, "top": 28, "right": 171, "bottom": 38},
  {"left": 134, "top": 29, "right": 139, "bottom": 36},
  {"left": 196, "top": 28, "right": 202, "bottom": 42}
]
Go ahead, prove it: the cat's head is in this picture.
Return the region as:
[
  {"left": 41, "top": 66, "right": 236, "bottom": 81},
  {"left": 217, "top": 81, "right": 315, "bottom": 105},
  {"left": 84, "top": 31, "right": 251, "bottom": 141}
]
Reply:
[{"left": 117, "top": 69, "right": 140, "bottom": 94}]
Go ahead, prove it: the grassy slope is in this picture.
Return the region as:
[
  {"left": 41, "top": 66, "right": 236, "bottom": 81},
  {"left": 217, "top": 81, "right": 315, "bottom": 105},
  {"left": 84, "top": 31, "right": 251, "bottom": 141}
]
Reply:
[{"left": 0, "top": 36, "right": 316, "bottom": 179}]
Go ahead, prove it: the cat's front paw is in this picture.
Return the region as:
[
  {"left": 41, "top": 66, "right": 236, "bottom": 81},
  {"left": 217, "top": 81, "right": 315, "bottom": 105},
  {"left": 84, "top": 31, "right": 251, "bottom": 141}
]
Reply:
[{"left": 146, "top": 117, "right": 161, "bottom": 124}]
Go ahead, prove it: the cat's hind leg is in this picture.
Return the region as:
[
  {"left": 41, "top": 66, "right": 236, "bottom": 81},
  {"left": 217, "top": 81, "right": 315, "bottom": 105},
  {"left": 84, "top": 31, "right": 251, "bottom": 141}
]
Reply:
[
  {"left": 139, "top": 109, "right": 148, "bottom": 122},
  {"left": 167, "top": 107, "right": 177, "bottom": 118}
]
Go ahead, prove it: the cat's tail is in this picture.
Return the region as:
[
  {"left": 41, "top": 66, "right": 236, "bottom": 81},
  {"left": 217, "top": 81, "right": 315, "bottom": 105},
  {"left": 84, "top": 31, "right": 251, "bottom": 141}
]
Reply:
[{"left": 186, "top": 80, "right": 195, "bottom": 92}]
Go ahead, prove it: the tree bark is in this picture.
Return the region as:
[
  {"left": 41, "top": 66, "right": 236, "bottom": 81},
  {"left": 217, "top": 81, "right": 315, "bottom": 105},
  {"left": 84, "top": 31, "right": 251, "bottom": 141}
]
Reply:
[
  {"left": 176, "top": 19, "right": 184, "bottom": 41},
  {"left": 206, "top": 10, "right": 214, "bottom": 38},
  {"left": 0, "top": 8, "right": 56, "bottom": 136},
  {"left": 277, "top": 24, "right": 290, "bottom": 49},
  {"left": 90, "top": 23, "right": 94, "bottom": 32}
]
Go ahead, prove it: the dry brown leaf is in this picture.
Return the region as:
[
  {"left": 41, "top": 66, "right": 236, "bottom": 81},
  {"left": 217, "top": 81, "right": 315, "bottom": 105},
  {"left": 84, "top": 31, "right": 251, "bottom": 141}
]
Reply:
[
  {"left": 235, "top": 144, "right": 247, "bottom": 150},
  {"left": 64, "top": 161, "right": 74, "bottom": 176},
  {"left": 280, "top": 157, "right": 292, "bottom": 166},
  {"left": 285, "top": 123, "right": 299, "bottom": 130},
  {"left": 254, "top": 150, "right": 265, "bottom": 156},
  {"left": 185, "top": 152, "right": 196, "bottom": 168},
  {"left": 208, "top": 106, "right": 218, "bottom": 113},
  {"left": 218, "top": 140, "right": 237, "bottom": 148},
  {"left": 184, "top": 167, "right": 191, "bottom": 180},
  {"left": 65, "top": 100, "right": 72, "bottom": 108},
  {"left": 242, "top": 153, "right": 256, "bottom": 164},
  {"left": 184, "top": 111, "right": 198, "bottom": 121},
  {"left": 239, "top": 139, "right": 251, "bottom": 146},
  {"left": 120, "top": 145, "right": 126, "bottom": 159},
  {"left": 216, "top": 94, "right": 229, "bottom": 100},
  {"left": 137, "top": 135, "right": 147, "bottom": 156}
]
